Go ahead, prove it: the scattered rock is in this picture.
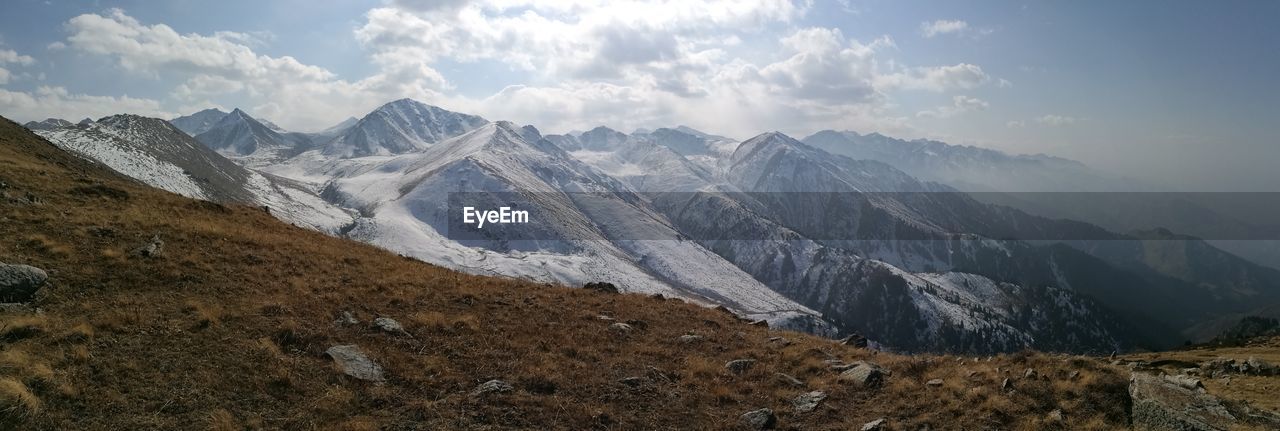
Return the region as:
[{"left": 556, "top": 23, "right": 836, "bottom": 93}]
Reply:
[
  {"left": 1001, "top": 378, "right": 1012, "bottom": 391},
  {"left": 471, "top": 379, "right": 514, "bottom": 396},
  {"left": 324, "top": 345, "right": 385, "bottom": 382},
  {"left": 1067, "top": 370, "right": 1080, "bottom": 380},
  {"left": 767, "top": 336, "right": 791, "bottom": 347},
  {"left": 618, "top": 376, "right": 648, "bottom": 387},
  {"left": 676, "top": 334, "right": 704, "bottom": 344},
  {"left": 725, "top": 359, "right": 756, "bottom": 375},
  {"left": 1245, "top": 356, "right": 1277, "bottom": 376},
  {"left": 838, "top": 361, "right": 887, "bottom": 387},
  {"left": 793, "top": 390, "right": 827, "bottom": 413},
  {"left": 372, "top": 317, "right": 407, "bottom": 336},
  {"left": 334, "top": 310, "right": 359, "bottom": 326},
  {"left": 776, "top": 372, "right": 804, "bottom": 387},
  {"left": 1129, "top": 372, "right": 1236, "bottom": 431},
  {"left": 839, "top": 333, "right": 869, "bottom": 348},
  {"left": 926, "top": 378, "right": 944, "bottom": 387},
  {"left": 607, "top": 322, "right": 633, "bottom": 336},
  {"left": 739, "top": 408, "right": 776, "bottom": 430},
  {"left": 0, "top": 263, "right": 47, "bottom": 303},
  {"left": 583, "top": 281, "right": 619, "bottom": 294},
  {"left": 860, "top": 418, "right": 887, "bottom": 431},
  {"left": 131, "top": 235, "right": 165, "bottom": 258},
  {"left": 1163, "top": 374, "right": 1204, "bottom": 391},
  {"left": 624, "top": 319, "right": 648, "bottom": 330},
  {"left": 1047, "top": 409, "right": 1064, "bottom": 422},
  {"left": 749, "top": 319, "right": 769, "bottom": 328},
  {"left": 1024, "top": 368, "right": 1038, "bottom": 379}
]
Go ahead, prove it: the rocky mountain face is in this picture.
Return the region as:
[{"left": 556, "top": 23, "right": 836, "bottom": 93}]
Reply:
[
  {"left": 322, "top": 98, "right": 489, "bottom": 157},
  {"left": 193, "top": 108, "right": 311, "bottom": 161},
  {"left": 23, "top": 118, "right": 73, "bottom": 130},
  {"left": 169, "top": 108, "right": 229, "bottom": 136},
  {"left": 31, "top": 115, "right": 353, "bottom": 232}
]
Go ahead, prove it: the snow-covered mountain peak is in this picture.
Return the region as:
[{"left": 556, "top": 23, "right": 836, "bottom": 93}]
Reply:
[
  {"left": 577, "top": 126, "right": 628, "bottom": 151},
  {"left": 323, "top": 99, "right": 488, "bottom": 158}
]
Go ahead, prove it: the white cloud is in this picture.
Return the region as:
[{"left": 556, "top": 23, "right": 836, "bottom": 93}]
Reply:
[
  {"left": 921, "top": 19, "right": 968, "bottom": 38},
  {"left": 0, "top": 49, "right": 35, "bottom": 66},
  {"left": 1035, "top": 114, "right": 1079, "bottom": 126},
  {"left": 0, "top": 67, "right": 9, "bottom": 85},
  {"left": 24, "top": 4, "right": 995, "bottom": 137},
  {"left": 1006, "top": 120, "right": 1025, "bottom": 128},
  {"left": 55, "top": 8, "right": 450, "bottom": 130},
  {"left": 916, "top": 95, "right": 988, "bottom": 118},
  {"left": 878, "top": 63, "right": 990, "bottom": 92},
  {"left": 0, "top": 86, "right": 171, "bottom": 122}
]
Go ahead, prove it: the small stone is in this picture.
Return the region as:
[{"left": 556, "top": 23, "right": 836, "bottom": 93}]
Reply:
[
  {"left": 725, "top": 359, "right": 756, "bottom": 375},
  {"left": 583, "top": 281, "right": 619, "bottom": 294},
  {"left": 1024, "top": 368, "right": 1038, "bottom": 379},
  {"left": 926, "top": 378, "right": 944, "bottom": 387},
  {"left": 608, "top": 322, "right": 633, "bottom": 336},
  {"left": 768, "top": 336, "right": 791, "bottom": 347},
  {"left": 334, "top": 310, "right": 359, "bottom": 326},
  {"left": 131, "top": 234, "right": 165, "bottom": 258},
  {"left": 1001, "top": 378, "right": 1012, "bottom": 391},
  {"left": 776, "top": 372, "right": 804, "bottom": 387},
  {"left": 793, "top": 390, "right": 827, "bottom": 413},
  {"left": 676, "top": 334, "right": 704, "bottom": 344},
  {"left": 1067, "top": 370, "right": 1080, "bottom": 380},
  {"left": 372, "top": 317, "right": 407, "bottom": 335},
  {"left": 1047, "top": 409, "right": 1064, "bottom": 422},
  {"left": 0, "top": 264, "right": 48, "bottom": 303},
  {"left": 739, "top": 408, "right": 776, "bottom": 430},
  {"left": 471, "top": 379, "right": 514, "bottom": 396},
  {"left": 324, "top": 345, "right": 385, "bottom": 382},
  {"left": 618, "top": 377, "right": 647, "bottom": 387},
  {"left": 861, "top": 418, "right": 887, "bottom": 431}
]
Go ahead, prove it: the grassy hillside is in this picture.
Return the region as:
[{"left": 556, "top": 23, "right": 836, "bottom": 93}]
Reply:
[{"left": 0, "top": 115, "right": 1133, "bottom": 430}]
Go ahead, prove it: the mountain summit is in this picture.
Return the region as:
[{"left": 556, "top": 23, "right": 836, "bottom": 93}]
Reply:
[{"left": 323, "top": 98, "right": 488, "bottom": 158}]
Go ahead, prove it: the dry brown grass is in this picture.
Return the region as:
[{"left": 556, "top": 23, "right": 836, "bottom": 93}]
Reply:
[{"left": 0, "top": 116, "right": 1138, "bottom": 429}]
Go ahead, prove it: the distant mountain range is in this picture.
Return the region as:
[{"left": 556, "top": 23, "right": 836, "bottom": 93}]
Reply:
[{"left": 23, "top": 99, "right": 1280, "bottom": 352}]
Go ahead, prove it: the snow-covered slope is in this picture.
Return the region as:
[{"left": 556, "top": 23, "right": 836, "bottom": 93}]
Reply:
[
  {"left": 193, "top": 108, "right": 309, "bottom": 162},
  {"left": 323, "top": 98, "right": 488, "bottom": 158},
  {"left": 293, "top": 121, "right": 832, "bottom": 332},
  {"left": 34, "top": 115, "right": 353, "bottom": 232}
]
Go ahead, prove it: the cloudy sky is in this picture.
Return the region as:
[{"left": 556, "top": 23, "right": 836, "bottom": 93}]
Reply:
[{"left": 0, "top": 0, "right": 1277, "bottom": 190}]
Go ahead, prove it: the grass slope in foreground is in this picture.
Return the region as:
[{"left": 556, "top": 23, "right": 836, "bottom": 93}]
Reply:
[{"left": 0, "top": 115, "right": 1132, "bottom": 430}]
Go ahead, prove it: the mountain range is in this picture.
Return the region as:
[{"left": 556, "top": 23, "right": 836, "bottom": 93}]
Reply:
[{"left": 23, "top": 98, "right": 1280, "bottom": 353}]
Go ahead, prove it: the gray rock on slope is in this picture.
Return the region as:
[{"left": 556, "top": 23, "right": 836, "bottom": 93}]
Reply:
[
  {"left": 1129, "top": 372, "right": 1236, "bottom": 431},
  {"left": 324, "top": 345, "right": 385, "bottom": 382},
  {"left": 0, "top": 264, "right": 47, "bottom": 303},
  {"left": 838, "top": 361, "right": 887, "bottom": 387},
  {"left": 739, "top": 408, "right": 776, "bottom": 430},
  {"left": 792, "top": 390, "right": 827, "bottom": 413}
]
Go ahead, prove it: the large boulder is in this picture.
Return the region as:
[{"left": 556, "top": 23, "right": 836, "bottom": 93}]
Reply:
[
  {"left": 0, "top": 264, "right": 47, "bottom": 303},
  {"left": 1129, "top": 372, "right": 1235, "bottom": 431},
  {"left": 838, "top": 361, "right": 887, "bottom": 387},
  {"left": 324, "top": 345, "right": 386, "bottom": 382}
]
